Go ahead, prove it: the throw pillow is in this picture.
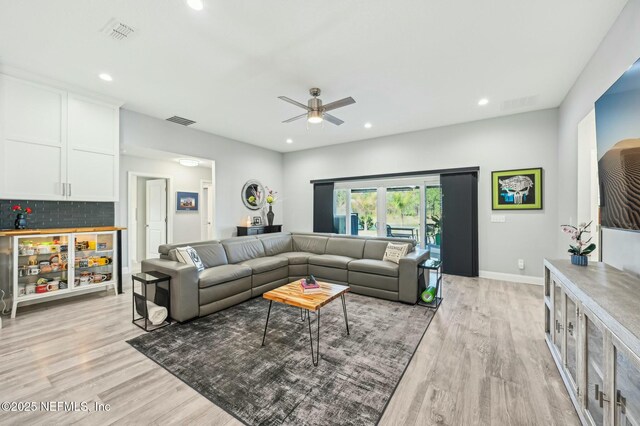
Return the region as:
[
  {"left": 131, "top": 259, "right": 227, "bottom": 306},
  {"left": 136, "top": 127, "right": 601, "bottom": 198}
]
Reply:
[
  {"left": 383, "top": 242, "right": 410, "bottom": 264},
  {"left": 175, "top": 246, "right": 205, "bottom": 272}
]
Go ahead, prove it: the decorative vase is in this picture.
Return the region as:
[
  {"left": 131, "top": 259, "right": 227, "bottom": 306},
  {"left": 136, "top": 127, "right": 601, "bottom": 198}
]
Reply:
[
  {"left": 15, "top": 213, "right": 27, "bottom": 230},
  {"left": 267, "top": 205, "right": 274, "bottom": 226},
  {"left": 571, "top": 255, "right": 588, "bottom": 266}
]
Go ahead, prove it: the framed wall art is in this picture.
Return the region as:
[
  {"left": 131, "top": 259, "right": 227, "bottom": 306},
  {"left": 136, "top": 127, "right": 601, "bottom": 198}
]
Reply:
[
  {"left": 176, "top": 191, "right": 199, "bottom": 212},
  {"left": 491, "top": 168, "right": 543, "bottom": 210}
]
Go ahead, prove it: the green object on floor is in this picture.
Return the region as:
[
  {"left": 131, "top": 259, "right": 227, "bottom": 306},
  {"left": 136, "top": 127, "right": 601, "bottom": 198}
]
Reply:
[{"left": 421, "top": 286, "right": 437, "bottom": 303}]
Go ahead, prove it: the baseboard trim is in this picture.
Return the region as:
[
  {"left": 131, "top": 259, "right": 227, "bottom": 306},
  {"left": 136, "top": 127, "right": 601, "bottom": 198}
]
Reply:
[{"left": 479, "top": 270, "right": 543, "bottom": 286}]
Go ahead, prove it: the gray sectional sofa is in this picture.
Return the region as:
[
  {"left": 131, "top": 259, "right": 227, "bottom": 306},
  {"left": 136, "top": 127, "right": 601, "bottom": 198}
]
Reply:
[{"left": 141, "top": 232, "right": 430, "bottom": 322}]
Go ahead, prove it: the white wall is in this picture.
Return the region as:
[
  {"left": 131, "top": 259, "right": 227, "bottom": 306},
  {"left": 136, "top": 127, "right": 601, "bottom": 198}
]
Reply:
[
  {"left": 119, "top": 154, "right": 212, "bottom": 267},
  {"left": 557, "top": 0, "right": 640, "bottom": 276},
  {"left": 283, "top": 109, "right": 559, "bottom": 280},
  {"left": 118, "top": 110, "right": 284, "bottom": 239}
]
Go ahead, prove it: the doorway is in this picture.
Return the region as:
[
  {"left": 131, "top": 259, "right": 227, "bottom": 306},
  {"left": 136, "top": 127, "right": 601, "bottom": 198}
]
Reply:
[{"left": 127, "top": 172, "right": 172, "bottom": 272}]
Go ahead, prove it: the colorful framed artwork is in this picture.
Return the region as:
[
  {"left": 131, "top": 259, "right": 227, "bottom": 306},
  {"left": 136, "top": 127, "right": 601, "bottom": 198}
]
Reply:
[
  {"left": 176, "top": 191, "right": 199, "bottom": 212},
  {"left": 491, "top": 168, "right": 543, "bottom": 210}
]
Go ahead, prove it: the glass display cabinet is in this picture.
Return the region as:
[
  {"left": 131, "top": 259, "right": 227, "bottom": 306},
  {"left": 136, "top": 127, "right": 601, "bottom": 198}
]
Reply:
[{"left": 11, "top": 230, "right": 118, "bottom": 317}]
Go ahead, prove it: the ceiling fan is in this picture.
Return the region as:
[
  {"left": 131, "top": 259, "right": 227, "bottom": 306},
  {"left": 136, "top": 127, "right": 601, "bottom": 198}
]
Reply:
[{"left": 279, "top": 88, "right": 355, "bottom": 126}]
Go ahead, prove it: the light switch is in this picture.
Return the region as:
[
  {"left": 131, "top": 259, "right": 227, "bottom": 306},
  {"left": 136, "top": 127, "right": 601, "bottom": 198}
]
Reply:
[{"left": 491, "top": 215, "right": 506, "bottom": 223}]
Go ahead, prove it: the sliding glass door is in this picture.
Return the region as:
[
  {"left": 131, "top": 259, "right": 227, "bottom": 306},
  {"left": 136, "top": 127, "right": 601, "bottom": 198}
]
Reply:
[{"left": 334, "top": 178, "right": 441, "bottom": 249}]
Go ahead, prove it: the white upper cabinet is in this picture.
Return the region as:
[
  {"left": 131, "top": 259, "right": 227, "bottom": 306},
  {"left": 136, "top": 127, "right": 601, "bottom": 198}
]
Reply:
[
  {"left": 67, "top": 94, "right": 119, "bottom": 201},
  {"left": 0, "top": 74, "right": 120, "bottom": 202},
  {"left": 0, "top": 76, "right": 67, "bottom": 200}
]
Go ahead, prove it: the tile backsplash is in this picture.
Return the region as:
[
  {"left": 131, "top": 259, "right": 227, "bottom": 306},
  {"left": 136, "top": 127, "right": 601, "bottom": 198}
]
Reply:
[{"left": 0, "top": 200, "right": 115, "bottom": 230}]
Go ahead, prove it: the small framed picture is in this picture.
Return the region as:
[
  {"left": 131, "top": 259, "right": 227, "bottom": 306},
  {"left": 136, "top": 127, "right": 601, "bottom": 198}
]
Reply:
[
  {"left": 492, "top": 167, "right": 543, "bottom": 210},
  {"left": 176, "top": 191, "right": 199, "bottom": 212},
  {"left": 252, "top": 216, "right": 262, "bottom": 226}
]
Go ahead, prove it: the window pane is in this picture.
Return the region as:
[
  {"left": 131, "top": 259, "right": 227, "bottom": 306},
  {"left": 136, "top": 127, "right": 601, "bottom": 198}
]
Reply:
[
  {"left": 333, "top": 189, "right": 348, "bottom": 234},
  {"left": 385, "top": 186, "right": 420, "bottom": 243},
  {"left": 351, "top": 189, "right": 377, "bottom": 237}
]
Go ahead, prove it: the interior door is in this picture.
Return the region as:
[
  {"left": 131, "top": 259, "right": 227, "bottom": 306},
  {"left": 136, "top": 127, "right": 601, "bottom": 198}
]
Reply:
[
  {"left": 201, "top": 183, "right": 213, "bottom": 240},
  {"left": 146, "top": 179, "right": 167, "bottom": 259}
]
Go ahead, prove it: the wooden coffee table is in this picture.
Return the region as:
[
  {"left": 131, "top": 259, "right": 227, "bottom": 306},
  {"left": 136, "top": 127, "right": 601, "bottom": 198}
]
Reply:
[{"left": 261, "top": 281, "right": 350, "bottom": 366}]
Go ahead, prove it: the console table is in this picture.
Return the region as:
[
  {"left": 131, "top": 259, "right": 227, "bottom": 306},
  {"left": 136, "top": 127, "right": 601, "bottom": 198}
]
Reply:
[
  {"left": 237, "top": 225, "right": 282, "bottom": 236},
  {"left": 544, "top": 259, "right": 640, "bottom": 425}
]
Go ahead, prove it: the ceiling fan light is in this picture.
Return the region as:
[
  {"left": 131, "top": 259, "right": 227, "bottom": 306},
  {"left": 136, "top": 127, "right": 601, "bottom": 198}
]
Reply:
[{"left": 307, "top": 110, "right": 323, "bottom": 124}]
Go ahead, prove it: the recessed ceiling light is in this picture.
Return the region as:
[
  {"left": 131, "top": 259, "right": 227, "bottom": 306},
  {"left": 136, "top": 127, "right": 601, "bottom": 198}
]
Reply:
[
  {"left": 364, "top": 122, "right": 372, "bottom": 129},
  {"left": 286, "top": 138, "right": 293, "bottom": 144},
  {"left": 99, "top": 73, "right": 113, "bottom": 82},
  {"left": 478, "top": 98, "right": 489, "bottom": 106},
  {"left": 179, "top": 158, "right": 200, "bottom": 167},
  {"left": 187, "top": 0, "right": 204, "bottom": 10}
]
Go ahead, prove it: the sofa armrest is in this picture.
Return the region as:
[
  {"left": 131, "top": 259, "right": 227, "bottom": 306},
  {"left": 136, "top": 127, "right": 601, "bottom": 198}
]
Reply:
[
  {"left": 141, "top": 258, "right": 199, "bottom": 322},
  {"left": 398, "top": 248, "right": 430, "bottom": 303}
]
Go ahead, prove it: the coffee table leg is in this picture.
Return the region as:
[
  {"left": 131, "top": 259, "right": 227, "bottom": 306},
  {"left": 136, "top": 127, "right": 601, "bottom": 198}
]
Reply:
[
  {"left": 300, "top": 308, "right": 307, "bottom": 321},
  {"left": 307, "top": 309, "right": 320, "bottom": 366},
  {"left": 261, "top": 300, "right": 273, "bottom": 346},
  {"left": 341, "top": 294, "right": 350, "bottom": 336}
]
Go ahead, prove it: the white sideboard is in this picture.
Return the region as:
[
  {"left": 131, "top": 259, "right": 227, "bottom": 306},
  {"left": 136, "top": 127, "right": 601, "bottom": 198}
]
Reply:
[
  {"left": 544, "top": 259, "right": 640, "bottom": 426},
  {"left": 0, "top": 74, "right": 120, "bottom": 201}
]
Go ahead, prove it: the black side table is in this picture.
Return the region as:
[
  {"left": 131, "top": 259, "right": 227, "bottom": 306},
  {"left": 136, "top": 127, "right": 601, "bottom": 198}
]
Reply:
[
  {"left": 417, "top": 259, "right": 443, "bottom": 309},
  {"left": 132, "top": 271, "right": 171, "bottom": 331}
]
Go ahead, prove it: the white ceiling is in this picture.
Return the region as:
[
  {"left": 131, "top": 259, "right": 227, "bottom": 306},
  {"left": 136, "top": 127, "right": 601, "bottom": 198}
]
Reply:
[{"left": 0, "top": 0, "right": 628, "bottom": 153}]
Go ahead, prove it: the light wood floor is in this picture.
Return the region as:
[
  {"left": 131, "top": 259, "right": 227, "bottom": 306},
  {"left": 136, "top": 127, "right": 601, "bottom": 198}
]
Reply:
[{"left": 0, "top": 276, "right": 579, "bottom": 425}]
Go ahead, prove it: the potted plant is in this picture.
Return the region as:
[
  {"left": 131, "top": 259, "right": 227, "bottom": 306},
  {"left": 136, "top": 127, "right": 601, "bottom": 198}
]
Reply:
[
  {"left": 12, "top": 205, "right": 33, "bottom": 229},
  {"left": 561, "top": 221, "right": 596, "bottom": 266}
]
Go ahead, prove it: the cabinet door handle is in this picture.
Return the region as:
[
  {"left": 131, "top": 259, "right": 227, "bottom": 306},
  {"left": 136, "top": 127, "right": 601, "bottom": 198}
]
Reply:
[
  {"left": 595, "top": 384, "right": 609, "bottom": 408},
  {"left": 567, "top": 321, "right": 574, "bottom": 336},
  {"left": 62, "top": 183, "right": 66, "bottom": 196},
  {"left": 617, "top": 390, "right": 626, "bottom": 414},
  {"left": 68, "top": 183, "right": 72, "bottom": 197}
]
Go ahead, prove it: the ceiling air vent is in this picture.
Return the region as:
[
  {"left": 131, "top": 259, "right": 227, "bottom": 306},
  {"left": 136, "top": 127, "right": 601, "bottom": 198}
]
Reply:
[
  {"left": 500, "top": 95, "right": 539, "bottom": 111},
  {"left": 166, "top": 116, "right": 196, "bottom": 126},
  {"left": 101, "top": 18, "right": 135, "bottom": 41}
]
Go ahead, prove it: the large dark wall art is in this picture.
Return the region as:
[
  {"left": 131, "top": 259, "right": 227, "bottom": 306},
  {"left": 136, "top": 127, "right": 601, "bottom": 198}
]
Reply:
[{"left": 595, "top": 58, "right": 640, "bottom": 231}]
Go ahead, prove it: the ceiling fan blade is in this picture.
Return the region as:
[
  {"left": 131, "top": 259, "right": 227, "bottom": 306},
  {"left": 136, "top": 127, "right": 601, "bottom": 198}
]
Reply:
[
  {"left": 282, "top": 113, "right": 307, "bottom": 123},
  {"left": 278, "top": 96, "right": 310, "bottom": 111},
  {"left": 323, "top": 96, "right": 355, "bottom": 112},
  {"left": 323, "top": 113, "right": 344, "bottom": 126}
]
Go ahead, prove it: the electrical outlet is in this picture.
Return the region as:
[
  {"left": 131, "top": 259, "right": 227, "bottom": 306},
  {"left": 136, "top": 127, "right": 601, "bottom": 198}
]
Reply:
[{"left": 518, "top": 259, "right": 525, "bottom": 270}]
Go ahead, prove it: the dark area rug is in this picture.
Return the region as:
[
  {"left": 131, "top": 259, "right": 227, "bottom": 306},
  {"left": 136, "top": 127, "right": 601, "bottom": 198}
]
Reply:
[{"left": 127, "top": 293, "right": 436, "bottom": 426}]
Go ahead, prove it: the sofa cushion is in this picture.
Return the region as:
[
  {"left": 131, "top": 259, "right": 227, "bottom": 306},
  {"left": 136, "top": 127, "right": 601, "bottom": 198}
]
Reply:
[
  {"left": 194, "top": 243, "right": 228, "bottom": 268},
  {"left": 199, "top": 264, "right": 252, "bottom": 288},
  {"left": 278, "top": 251, "right": 314, "bottom": 265},
  {"left": 257, "top": 233, "right": 293, "bottom": 256},
  {"left": 175, "top": 246, "right": 205, "bottom": 272},
  {"left": 363, "top": 240, "right": 392, "bottom": 260},
  {"left": 383, "top": 242, "right": 410, "bottom": 264},
  {"left": 325, "top": 238, "right": 365, "bottom": 259},
  {"left": 348, "top": 259, "right": 399, "bottom": 277},
  {"left": 240, "top": 256, "right": 288, "bottom": 274},
  {"left": 159, "top": 239, "right": 219, "bottom": 257},
  {"left": 308, "top": 254, "right": 354, "bottom": 269},
  {"left": 292, "top": 234, "right": 329, "bottom": 254},
  {"left": 221, "top": 237, "right": 265, "bottom": 264}
]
